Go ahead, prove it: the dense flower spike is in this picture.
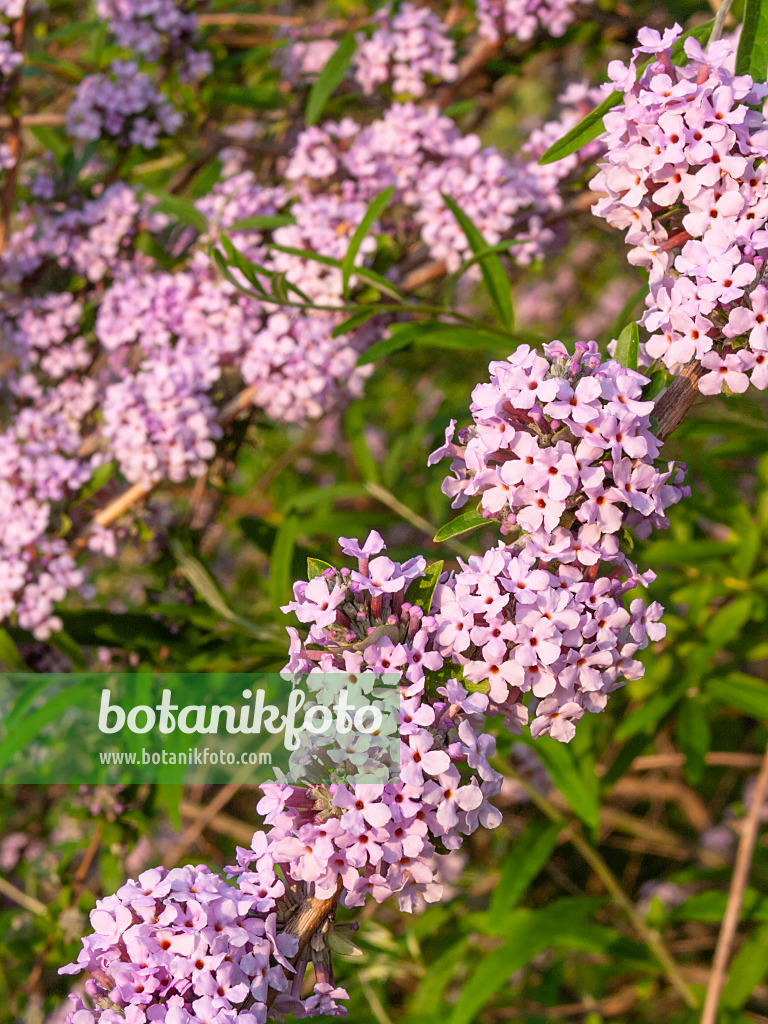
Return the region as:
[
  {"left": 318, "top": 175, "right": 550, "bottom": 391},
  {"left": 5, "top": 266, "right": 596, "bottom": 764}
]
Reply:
[
  {"left": 430, "top": 340, "right": 689, "bottom": 552},
  {"left": 591, "top": 27, "right": 768, "bottom": 393},
  {"left": 60, "top": 861, "right": 350, "bottom": 1021}
]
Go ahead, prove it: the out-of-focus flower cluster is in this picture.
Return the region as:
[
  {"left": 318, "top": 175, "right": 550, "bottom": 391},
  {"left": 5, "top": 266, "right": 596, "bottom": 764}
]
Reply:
[
  {"left": 591, "top": 26, "right": 768, "bottom": 395},
  {"left": 285, "top": 82, "right": 603, "bottom": 272},
  {"left": 66, "top": 61, "right": 183, "bottom": 149},
  {"left": 0, "top": 0, "right": 600, "bottom": 642},
  {"left": 0, "top": 0, "right": 22, "bottom": 86},
  {"left": 475, "top": 0, "right": 580, "bottom": 43},
  {"left": 61, "top": 862, "right": 350, "bottom": 1022},
  {"left": 352, "top": 2, "right": 458, "bottom": 97},
  {"left": 0, "top": 0, "right": 23, "bottom": 170},
  {"left": 95, "top": 0, "right": 212, "bottom": 82},
  {"left": 0, "top": 171, "right": 380, "bottom": 635}
]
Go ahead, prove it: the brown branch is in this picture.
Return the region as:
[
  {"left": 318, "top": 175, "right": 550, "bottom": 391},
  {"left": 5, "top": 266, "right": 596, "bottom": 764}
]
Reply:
[
  {"left": 198, "top": 13, "right": 368, "bottom": 31},
  {"left": 699, "top": 741, "right": 768, "bottom": 1024},
  {"left": 628, "top": 752, "right": 765, "bottom": 772},
  {"left": 654, "top": 359, "right": 707, "bottom": 442},
  {"left": 162, "top": 782, "right": 243, "bottom": 869},
  {"left": 283, "top": 877, "right": 344, "bottom": 958},
  {"left": 0, "top": 5, "right": 27, "bottom": 253},
  {"left": 0, "top": 112, "right": 67, "bottom": 129}
]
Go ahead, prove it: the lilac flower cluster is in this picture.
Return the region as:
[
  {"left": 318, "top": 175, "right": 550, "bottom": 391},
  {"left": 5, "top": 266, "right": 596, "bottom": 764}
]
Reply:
[
  {"left": 259, "top": 515, "right": 664, "bottom": 942},
  {"left": 0, "top": 168, "right": 381, "bottom": 631},
  {"left": 280, "top": 37, "right": 338, "bottom": 82},
  {"left": 96, "top": 0, "right": 211, "bottom": 82},
  {"left": 0, "top": 0, "right": 601, "bottom": 643},
  {"left": 591, "top": 26, "right": 768, "bottom": 395},
  {"left": 0, "top": 186, "right": 160, "bottom": 636},
  {"left": 352, "top": 3, "right": 458, "bottom": 97},
  {"left": 239, "top": 335, "right": 681, "bottom": 980},
  {"left": 430, "top": 340, "right": 689, "bottom": 551},
  {"left": 475, "top": 0, "right": 581, "bottom": 43},
  {"left": 272, "top": 530, "right": 504, "bottom": 911},
  {"left": 0, "top": 0, "right": 21, "bottom": 80},
  {"left": 60, "top": 861, "right": 349, "bottom": 1022},
  {"left": 0, "top": 0, "right": 23, "bottom": 170},
  {"left": 285, "top": 84, "right": 602, "bottom": 272},
  {"left": 67, "top": 61, "right": 183, "bottom": 149}
]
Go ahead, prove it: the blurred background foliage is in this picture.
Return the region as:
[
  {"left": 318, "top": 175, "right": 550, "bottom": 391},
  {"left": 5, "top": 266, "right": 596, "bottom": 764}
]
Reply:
[{"left": 2, "top": 0, "right": 768, "bottom": 1021}]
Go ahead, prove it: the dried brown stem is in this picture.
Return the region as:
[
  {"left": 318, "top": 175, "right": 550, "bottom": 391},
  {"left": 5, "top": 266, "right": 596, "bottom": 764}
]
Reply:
[{"left": 699, "top": 741, "right": 768, "bottom": 1024}]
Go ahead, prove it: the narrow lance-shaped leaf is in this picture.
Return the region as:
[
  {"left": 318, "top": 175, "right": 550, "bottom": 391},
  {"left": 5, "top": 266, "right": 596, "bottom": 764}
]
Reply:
[
  {"left": 614, "top": 322, "right": 639, "bottom": 371},
  {"left": 414, "top": 325, "right": 530, "bottom": 353},
  {"left": 405, "top": 561, "right": 445, "bottom": 614},
  {"left": 341, "top": 186, "right": 394, "bottom": 296},
  {"left": 539, "top": 19, "right": 714, "bottom": 164},
  {"left": 305, "top": 35, "right": 357, "bottom": 126},
  {"left": 736, "top": 0, "right": 768, "bottom": 80},
  {"left": 356, "top": 321, "right": 443, "bottom": 366},
  {"left": 441, "top": 193, "right": 515, "bottom": 330},
  {"left": 434, "top": 506, "right": 488, "bottom": 542}
]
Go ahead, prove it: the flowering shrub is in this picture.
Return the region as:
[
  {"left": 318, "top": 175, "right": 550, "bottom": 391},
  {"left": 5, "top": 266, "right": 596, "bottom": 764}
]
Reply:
[
  {"left": 0, "top": 1, "right": 767, "bottom": 1023},
  {"left": 592, "top": 25, "right": 768, "bottom": 393}
]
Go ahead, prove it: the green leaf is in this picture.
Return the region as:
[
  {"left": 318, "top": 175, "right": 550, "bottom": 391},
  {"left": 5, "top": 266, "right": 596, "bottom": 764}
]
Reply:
[
  {"left": 345, "top": 402, "right": 381, "bottom": 484},
  {"left": 307, "top": 557, "right": 335, "bottom": 580},
  {"left": 144, "top": 191, "right": 207, "bottom": 232},
  {"left": 642, "top": 368, "right": 669, "bottom": 401},
  {"left": 448, "top": 899, "right": 610, "bottom": 1024},
  {"left": 433, "top": 507, "right": 488, "bottom": 542},
  {"left": 405, "top": 561, "right": 444, "bottom": 614},
  {"left": 305, "top": 34, "right": 357, "bottom": 126},
  {"left": 270, "top": 517, "right": 300, "bottom": 614},
  {"left": 171, "top": 540, "right": 264, "bottom": 636},
  {"left": 539, "top": 20, "right": 714, "bottom": 164},
  {"left": 0, "top": 684, "right": 93, "bottom": 773},
  {"left": 228, "top": 214, "right": 296, "bottom": 232},
  {"left": 332, "top": 307, "right": 381, "bottom": 338},
  {"left": 707, "top": 671, "right": 768, "bottom": 719},
  {"left": 614, "top": 322, "right": 639, "bottom": 371},
  {"left": 676, "top": 698, "right": 710, "bottom": 785},
  {"left": 441, "top": 193, "right": 514, "bottom": 329},
  {"left": 77, "top": 460, "right": 117, "bottom": 503},
  {"left": 29, "top": 125, "right": 69, "bottom": 161},
  {"left": 403, "top": 938, "right": 470, "bottom": 1022},
  {"left": 488, "top": 820, "right": 561, "bottom": 920},
  {"left": 671, "top": 890, "right": 768, "bottom": 924},
  {"left": 736, "top": 0, "right": 768, "bottom": 80},
  {"left": 0, "top": 628, "right": 26, "bottom": 670},
  {"left": 414, "top": 326, "right": 520, "bottom": 353},
  {"left": 722, "top": 922, "right": 768, "bottom": 1008},
  {"left": 539, "top": 90, "right": 620, "bottom": 165},
  {"left": 341, "top": 186, "right": 393, "bottom": 296},
  {"left": 268, "top": 243, "right": 341, "bottom": 268},
  {"left": 518, "top": 734, "right": 600, "bottom": 831},
  {"left": 356, "top": 322, "right": 440, "bottom": 366}
]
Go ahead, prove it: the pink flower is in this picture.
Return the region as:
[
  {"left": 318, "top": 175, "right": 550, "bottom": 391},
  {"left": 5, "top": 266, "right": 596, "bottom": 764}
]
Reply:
[
  {"left": 699, "top": 350, "right": 754, "bottom": 394},
  {"left": 530, "top": 697, "right": 584, "bottom": 742}
]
